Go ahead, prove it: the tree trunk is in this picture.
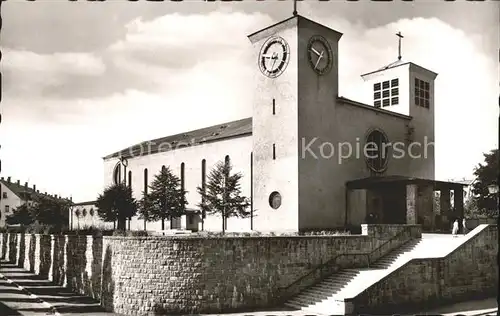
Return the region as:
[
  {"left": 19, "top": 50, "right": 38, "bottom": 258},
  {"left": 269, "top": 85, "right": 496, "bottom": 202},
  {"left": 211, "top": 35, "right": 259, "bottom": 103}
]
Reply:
[
  {"left": 117, "top": 216, "right": 127, "bottom": 231},
  {"left": 162, "top": 218, "right": 165, "bottom": 231},
  {"left": 143, "top": 218, "right": 147, "bottom": 231}
]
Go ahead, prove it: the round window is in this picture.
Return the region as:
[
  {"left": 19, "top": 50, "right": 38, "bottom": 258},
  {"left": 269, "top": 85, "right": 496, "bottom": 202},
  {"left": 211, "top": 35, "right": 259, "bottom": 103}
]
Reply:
[
  {"left": 365, "top": 129, "right": 390, "bottom": 173},
  {"left": 269, "top": 191, "right": 282, "bottom": 209}
]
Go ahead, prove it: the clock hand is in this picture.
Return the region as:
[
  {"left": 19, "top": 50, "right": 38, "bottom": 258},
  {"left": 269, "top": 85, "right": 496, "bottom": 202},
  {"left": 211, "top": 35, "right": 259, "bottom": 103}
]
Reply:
[
  {"left": 271, "top": 58, "right": 278, "bottom": 71},
  {"left": 314, "top": 51, "right": 324, "bottom": 69},
  {"left": 310, "top": 47, "right": 321, "bottom": 56}
]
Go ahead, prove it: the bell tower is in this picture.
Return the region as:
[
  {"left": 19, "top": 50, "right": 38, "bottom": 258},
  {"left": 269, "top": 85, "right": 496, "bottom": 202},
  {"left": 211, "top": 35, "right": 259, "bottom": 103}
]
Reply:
[
  {"left": 361, "top": 32, "right": 438, "bottom": 180},
  {"left": 248, "top": 14, "right": 343, "bottom": 232}
]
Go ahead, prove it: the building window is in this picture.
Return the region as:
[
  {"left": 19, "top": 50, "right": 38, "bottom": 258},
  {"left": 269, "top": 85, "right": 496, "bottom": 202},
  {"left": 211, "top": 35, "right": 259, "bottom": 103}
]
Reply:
[
  {"left": 188, "top": 214, "right": 194, "bottom": 225},
  {"left": 201, "top": 159, "right": 206, "bottom": 194},
  {"left": 180, "top": 163, "right": 185, "bottom": 190},
  {"left": 415, "top": 78, "right": 430, "bottom": 108},
  {"left": 2, "top": 192, "right": 6, "bottom": 199},
  {"left": 374, "top": 78, "right": 399, "bottom": 108},
  {"left": 5, "top": 205, "right": 9, "bottom": 213},
  {"left": 113, "top": 163, "right": 121, "bottom": 185},
  {"left": 143, "top": 168, "right": 148, "bottom": 195},
  {"left": 365, "top": 129, "right": 390, "bottom": 173},
  {"left": 269, "top": 191, "right": 282, "bottom": 209}
]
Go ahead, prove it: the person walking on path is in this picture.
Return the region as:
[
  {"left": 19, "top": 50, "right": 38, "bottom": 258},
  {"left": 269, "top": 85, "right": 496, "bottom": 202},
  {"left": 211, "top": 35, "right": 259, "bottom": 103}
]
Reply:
[
  {"left": 452, "top": 219, "right": 459, "bottom": 237},
  {"left": 462, "top": 218, "right": 468, "bottom": 235}
]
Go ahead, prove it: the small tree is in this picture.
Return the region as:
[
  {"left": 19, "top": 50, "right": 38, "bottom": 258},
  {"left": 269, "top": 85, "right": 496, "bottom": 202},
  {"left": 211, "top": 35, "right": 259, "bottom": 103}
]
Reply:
[
  {"left": 138, "top": 192, "right": 156, "bottom": 231},
  {"left": 148, "top": 166, "right": 188, "bottom": 230},
  {"left": 29, "top": 195, "right": 71, "bottom": 231},
  {"left": 6, "top": 204, "right": 35, "bottom": 227},
  {"left": 470, "top": 149, "right": 499, "bottom": 217},
  {"left": 197, "top": 160, "right": 250, "bottom": 233},
  {"left": 96, "top": 183, "right": 137, "bottom": 231}
]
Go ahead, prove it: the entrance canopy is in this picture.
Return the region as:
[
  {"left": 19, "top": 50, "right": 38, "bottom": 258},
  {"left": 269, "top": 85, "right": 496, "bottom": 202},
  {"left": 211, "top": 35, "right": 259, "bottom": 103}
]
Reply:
[
  {"left": 346, "top": 175, "right": 467, "bottom": 191},
  {"left": 345, "top": 175, "right": 468, "bottom": 232}
]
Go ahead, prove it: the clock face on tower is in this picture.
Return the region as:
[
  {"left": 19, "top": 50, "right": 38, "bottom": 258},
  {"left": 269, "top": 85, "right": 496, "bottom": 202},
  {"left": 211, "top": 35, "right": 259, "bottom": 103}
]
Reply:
[
  {"left": 258, "top": 36, "right": 290, "bottom": 78},
  {"left": 307, "top": 35, "right": 333, "bottom": 75}
]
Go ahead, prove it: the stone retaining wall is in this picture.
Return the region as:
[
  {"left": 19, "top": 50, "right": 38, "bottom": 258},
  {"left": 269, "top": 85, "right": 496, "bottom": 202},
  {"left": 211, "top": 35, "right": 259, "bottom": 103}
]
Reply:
[
  {"left": 0, "top": 224, "right": 420, "bottom": 315},
  {"left": 351, "top": 224, "right": 498, "bottom": 314}
]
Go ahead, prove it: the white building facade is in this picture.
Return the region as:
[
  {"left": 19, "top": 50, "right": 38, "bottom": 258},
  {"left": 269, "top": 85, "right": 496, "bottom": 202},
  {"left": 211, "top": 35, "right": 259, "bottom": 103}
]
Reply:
[{"left": 102, "top": 15, "right": 440, "bottom": 233}]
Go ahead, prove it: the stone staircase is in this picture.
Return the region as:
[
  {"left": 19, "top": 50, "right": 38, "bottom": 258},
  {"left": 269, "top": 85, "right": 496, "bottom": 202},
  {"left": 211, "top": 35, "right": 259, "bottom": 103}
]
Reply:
[{"left": 285, "top": 234, "right": 463, "bottom": 315}]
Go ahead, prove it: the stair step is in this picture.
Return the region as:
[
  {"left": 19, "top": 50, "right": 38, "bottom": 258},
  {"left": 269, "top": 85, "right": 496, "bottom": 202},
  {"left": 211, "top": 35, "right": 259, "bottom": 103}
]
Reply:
[
  {"left": 288, "top": 296, "right": 319, "bottom": 307},
  {"left": 328, "top": 275, "right": 355, "bottom": 282},
  {"left": 298, "top": 293, "right": 331, "bottom": 301},
  {"left": 284, "top": 301, "right": 304, "bottom": 310},
  {"left": 303, "top": 287, "right": 341, "bottom": 297},
  {"left": 284, "top": 238, "right": 448, "bottom": 315},
  {"left": 314, "top": 283, "right": 346, "bottom": 292}
]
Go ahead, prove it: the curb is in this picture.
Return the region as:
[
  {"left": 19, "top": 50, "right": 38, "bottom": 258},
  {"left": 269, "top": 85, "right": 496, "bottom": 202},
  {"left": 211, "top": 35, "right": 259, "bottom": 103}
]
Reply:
[{"left": 0, "top": 269, "right": 63, "bottom": 316}]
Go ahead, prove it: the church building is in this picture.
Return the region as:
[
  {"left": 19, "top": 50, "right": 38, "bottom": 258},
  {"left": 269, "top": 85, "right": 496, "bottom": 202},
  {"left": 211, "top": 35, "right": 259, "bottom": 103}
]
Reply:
[{"left": 102, "top": 14, "right": 465, "bottom": 233}]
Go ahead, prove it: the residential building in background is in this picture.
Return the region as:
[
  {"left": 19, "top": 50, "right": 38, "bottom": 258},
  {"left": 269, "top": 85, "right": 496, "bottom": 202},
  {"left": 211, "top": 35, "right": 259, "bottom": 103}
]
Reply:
[{"left": 0, "top": 176, "right": 70, "bottom": 227}]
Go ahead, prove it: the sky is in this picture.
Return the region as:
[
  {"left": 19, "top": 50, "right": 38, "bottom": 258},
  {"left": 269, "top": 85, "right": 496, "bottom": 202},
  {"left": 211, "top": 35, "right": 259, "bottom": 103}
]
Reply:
[{"left": 1, "top": 0, "right": 498, "bottom": 202}]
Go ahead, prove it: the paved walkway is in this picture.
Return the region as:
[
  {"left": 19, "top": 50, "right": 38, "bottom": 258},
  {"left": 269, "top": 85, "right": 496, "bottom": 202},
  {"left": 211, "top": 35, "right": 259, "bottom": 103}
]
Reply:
[
  {"left": 0, "top": 276, "right": 54, "bottom": 315},
  {"left": 419, "top": 298, "right": 498, "bottom": 316},
  {"left": 0, "top": 260, "right": 496, "bottom": 316},
  {"left": 0, "top": 261, "right": 118, "bottom": 316}
]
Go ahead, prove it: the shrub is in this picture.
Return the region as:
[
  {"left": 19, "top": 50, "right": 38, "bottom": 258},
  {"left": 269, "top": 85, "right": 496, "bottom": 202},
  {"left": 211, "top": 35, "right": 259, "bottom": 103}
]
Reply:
[
  {"left": 112, "top": 230, "right": 151, "bottom": 237},
  {"left": 25, "top": 223, "right": 56, "bottom": 235}
]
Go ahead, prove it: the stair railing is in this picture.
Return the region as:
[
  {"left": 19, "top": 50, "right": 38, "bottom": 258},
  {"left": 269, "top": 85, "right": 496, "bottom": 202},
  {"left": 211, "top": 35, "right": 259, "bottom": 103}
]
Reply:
[{"left": 278, "top": 228, "right": 411, "bottom": 299}]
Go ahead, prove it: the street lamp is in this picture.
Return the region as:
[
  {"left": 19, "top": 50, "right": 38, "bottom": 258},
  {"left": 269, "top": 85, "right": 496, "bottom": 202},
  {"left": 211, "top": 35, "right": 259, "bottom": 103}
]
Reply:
[
  {"left": 487, "top": 184, "right": 499, "bottom": 215},
  {"left": 487, "top": 184, "right": 498, "bottom": 195}
]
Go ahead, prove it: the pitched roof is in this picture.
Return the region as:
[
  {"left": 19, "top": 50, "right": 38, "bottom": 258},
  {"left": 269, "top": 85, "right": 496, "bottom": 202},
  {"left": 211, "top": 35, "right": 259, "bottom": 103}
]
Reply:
[
  {"left": 103, "top": 117, "right": 252, "bottom": 160},
  {"left": 360, "top": 60, "right": 410, "bottom": 77},
  {"left": 71, "top": 201, "right": 97, "bottom": 207},
  {"left": 103, "top": 96, "right": 414, "bottom": 161},
  {"left": 0, "top": 179, "right": 71, "bottom": 203},
  {"left": 337, "top": 96, "right": 412, "bottom": 120}
]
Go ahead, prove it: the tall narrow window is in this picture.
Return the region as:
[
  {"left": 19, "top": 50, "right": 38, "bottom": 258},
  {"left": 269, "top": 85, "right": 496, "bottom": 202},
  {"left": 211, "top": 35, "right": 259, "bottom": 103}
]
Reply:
[
  {"left": 201, "top": 159, "right": 206, "bottom": 193},
  {"left": 272, "top": 98, "right": 276, "bottom": 115},
  {"left": 128, "top": 171, "right": 132, "bottom": 188},
  {"left": 113, "top": 163, "right": 121, "bottom": 185},
  {"left": 201, "top": 159, "right": 206, "bottom": 230},
  {"left": 414, "top": 78, "right": 430, "bottom": 109},
  {"left": 123, "top": 165, "right": 127, "bottom": 185},
  {"left": 273, "top": 144, "right": 276, "bottom": 160},
  {"left": 143, "top": 168, "right": 148, "bottom": 231},
  {"left": 180, "top": 163, "right": 185, "bottom": 191},
  {"left": 143, "top": 169, "right": 148, "bottom": 195},
  {"left": 223, "top": 156, "right": 230, "bottom": 230},
  {"left": 250, "top": 152, "right": 253, "bottom": 230}
]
